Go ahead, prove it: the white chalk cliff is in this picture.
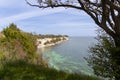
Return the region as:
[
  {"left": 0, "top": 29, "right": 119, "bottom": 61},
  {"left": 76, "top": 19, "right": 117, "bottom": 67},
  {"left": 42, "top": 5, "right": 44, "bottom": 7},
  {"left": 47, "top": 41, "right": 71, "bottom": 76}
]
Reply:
[{"left": 36, "top": 37, "right": 68, "bottom": 48}]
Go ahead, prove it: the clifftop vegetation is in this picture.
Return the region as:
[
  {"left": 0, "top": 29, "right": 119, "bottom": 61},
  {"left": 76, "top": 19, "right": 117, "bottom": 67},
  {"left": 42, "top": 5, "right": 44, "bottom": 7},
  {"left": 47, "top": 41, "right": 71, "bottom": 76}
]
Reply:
[
  {"left": 0, "top": 23, "right": 46, "bottom": 66},
  {"left": 36, "top": 34, "right": 68, "bottom": 39}
]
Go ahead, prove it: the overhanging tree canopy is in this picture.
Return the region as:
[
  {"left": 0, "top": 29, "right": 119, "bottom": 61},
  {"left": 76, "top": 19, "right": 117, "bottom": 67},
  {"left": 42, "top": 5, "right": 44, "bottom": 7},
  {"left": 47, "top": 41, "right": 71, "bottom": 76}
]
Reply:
[{"left": 26, "top": 0, "right": 120, "bottom": 43}]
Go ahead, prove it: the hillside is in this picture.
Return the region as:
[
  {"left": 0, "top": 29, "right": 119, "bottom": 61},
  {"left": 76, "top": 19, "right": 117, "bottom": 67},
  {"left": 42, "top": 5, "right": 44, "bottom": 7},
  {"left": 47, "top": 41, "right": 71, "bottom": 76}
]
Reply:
[
  {"left": 0, "top": 23, "right": 46, "bottom": 66},
  {"left": 0, "top": 24, "right": 99, "bottom": 80},
  {"left": 0, "top": 60, "right": 99, "bottom": 80}
]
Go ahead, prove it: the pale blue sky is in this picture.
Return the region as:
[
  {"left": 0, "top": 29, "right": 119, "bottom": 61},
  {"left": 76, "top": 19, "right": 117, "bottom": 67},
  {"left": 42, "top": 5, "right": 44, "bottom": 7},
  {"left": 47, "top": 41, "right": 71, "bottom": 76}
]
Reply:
[{"left": 0, "top": 0, "right": 98, "bottom": 36}]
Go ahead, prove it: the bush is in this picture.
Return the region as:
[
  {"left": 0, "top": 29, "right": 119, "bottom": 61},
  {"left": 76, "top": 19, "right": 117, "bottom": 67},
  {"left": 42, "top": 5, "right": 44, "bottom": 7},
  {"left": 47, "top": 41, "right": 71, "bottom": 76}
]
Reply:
[
  {"left": 86, "top": 29, "right": 120, "bottom": 79},
  {"left": 0, "top": 23, "right": 44, "bottom": 65}
]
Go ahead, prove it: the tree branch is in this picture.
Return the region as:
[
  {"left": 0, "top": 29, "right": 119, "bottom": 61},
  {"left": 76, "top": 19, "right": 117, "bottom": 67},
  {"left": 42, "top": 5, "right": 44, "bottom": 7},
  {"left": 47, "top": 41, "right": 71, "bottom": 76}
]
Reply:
[
  {"left": 26, "top": 0, "right": 117, "bottom": 37},
  {"left": 26, "top": 0, "right": 83, "bottom": 10}
]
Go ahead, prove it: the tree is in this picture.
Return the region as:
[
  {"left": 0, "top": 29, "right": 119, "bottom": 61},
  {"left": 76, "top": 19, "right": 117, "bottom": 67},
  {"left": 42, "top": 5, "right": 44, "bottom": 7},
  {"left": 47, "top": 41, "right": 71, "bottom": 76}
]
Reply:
[
  {"left": 2, "top": 23, "right": 37, "bottom": 60},
  {"left": 26, "top": 0, "right": 120, "bottom": 79},
  {"left": 87, "top": 29, "right": 119, "bottom": 79}
]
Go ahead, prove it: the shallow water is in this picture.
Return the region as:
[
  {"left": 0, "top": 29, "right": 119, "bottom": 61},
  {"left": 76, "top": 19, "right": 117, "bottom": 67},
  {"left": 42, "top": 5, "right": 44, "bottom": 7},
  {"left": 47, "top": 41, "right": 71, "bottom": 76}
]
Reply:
[{"left": 38, "top": 37, "right": 97, "bottom": 76}]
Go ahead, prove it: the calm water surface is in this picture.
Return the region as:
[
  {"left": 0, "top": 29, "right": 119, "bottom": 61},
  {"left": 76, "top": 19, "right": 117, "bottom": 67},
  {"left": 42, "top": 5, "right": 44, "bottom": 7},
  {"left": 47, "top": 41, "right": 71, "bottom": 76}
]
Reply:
[{"left": 39, "top": 37, "right": 97, "bottom": 76}]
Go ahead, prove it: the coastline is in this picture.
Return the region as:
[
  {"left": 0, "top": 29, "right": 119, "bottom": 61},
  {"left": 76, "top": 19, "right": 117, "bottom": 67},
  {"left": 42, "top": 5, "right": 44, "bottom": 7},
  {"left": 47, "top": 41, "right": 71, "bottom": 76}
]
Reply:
[{"left": 36, "top": 37, "right": 69, "bottom": 48}]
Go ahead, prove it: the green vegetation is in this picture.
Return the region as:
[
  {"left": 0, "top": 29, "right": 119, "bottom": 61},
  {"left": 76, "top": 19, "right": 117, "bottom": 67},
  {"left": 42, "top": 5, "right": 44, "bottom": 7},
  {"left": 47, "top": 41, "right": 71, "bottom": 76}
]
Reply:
[
  {"left": 0, "top": 24, "right": 98, "bottom": 80},
  {"left": 2, "top": 23, "right": 36, "bottom": 59},
  {"left": 37, "top": 34, "right": 68, "bottom": 39},
  {"left": 44, "top": 40, "right": 50, "bottom": 45},
  {"left": 0, "top": 23, "right": 46, "bottom": 66},
  {"left": 87, "top": 29, "right": 120, "bottom": 79},
  {"left": 0, "top": 60, "right": 98, "bottom": 80}
]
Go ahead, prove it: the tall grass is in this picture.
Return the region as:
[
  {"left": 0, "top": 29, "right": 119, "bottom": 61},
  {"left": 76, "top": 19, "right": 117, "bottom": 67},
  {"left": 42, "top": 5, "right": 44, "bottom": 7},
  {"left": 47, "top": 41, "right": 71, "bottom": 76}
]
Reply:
[{"left": 0, "top": 60, "right": 99, "bottom": 80}]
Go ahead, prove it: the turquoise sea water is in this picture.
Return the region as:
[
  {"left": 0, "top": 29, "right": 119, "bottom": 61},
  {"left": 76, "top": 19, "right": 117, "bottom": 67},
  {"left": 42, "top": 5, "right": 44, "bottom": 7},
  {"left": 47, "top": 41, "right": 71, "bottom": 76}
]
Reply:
[{"left": 38, "top": 37, "right": 97, "bottom": 76}]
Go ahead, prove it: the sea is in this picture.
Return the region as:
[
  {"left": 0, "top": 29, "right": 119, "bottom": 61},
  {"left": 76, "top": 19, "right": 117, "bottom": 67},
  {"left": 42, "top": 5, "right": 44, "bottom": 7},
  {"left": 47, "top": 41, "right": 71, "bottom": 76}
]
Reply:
[{"left": 38, "top": 37, "right": 97, "bottom": 76}]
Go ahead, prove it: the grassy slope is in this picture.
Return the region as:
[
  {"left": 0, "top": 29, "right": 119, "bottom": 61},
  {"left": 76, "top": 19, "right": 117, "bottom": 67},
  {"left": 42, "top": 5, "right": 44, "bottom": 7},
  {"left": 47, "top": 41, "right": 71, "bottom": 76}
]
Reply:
[{"left": 0, "top": 60, "right": 99, "bottom": 80}]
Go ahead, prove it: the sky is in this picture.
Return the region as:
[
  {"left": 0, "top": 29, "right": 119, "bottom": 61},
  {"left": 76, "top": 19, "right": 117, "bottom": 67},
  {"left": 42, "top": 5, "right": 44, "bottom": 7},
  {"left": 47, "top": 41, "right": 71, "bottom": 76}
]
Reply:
[{"left": 0, "top": 0, "right": 98, "bottom": 36}]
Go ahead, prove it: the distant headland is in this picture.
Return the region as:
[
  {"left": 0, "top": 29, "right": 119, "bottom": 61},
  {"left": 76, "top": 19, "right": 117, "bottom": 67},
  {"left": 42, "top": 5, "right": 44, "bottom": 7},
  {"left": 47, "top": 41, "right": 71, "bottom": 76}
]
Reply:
[{"left": 36, "top": 35, "right": 69, "bottom": 48}]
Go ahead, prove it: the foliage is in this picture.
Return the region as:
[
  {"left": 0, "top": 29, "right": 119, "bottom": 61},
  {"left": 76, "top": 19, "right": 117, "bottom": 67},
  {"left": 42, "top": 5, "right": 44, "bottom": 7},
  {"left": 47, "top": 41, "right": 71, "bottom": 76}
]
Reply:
[
  {"left": 0, "top": 60, "right": 98, "bottom": 80},
  {"left": 0, "top": 23, "right": 45, "bottom": 65},
  {"left": 2, "top": 23, "right": 36, "bottom": 59},
  {"left": 86, "top": 29, "right": 120, "bottom": 79},
  {"left": 37, "top": 34, "right": 68, "bottom": 39}
]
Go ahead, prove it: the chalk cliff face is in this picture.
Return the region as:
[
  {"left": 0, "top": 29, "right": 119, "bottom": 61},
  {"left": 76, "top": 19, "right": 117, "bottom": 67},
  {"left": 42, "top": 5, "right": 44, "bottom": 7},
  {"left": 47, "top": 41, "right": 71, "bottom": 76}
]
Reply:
[{"left": 36, "top": 37, "right": 68, "bottom": 48}]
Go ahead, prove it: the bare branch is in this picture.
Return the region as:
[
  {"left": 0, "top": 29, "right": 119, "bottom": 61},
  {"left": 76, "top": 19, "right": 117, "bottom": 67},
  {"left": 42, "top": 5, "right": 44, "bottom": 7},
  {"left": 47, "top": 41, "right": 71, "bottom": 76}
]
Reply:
[
  {"left": 26, "top": 0, "right": 120, "bottom": 38},
  {"left": 26, "top": 0, "right": 83, "bottom": 10}
]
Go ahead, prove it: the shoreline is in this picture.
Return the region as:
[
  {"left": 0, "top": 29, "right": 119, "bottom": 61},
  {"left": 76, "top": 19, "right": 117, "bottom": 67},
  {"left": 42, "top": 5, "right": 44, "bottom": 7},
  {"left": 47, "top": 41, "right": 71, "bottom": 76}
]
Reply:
[{"left": 36, "top": 37, "right": 69, "bottom": 48}]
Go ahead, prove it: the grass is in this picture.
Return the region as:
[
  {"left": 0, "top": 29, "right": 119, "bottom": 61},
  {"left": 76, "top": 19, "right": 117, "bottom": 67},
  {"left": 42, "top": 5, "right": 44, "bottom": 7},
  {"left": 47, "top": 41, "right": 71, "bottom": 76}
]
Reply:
[{"left": 0, "top": 60, "right": 99, "bottom": 80}]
